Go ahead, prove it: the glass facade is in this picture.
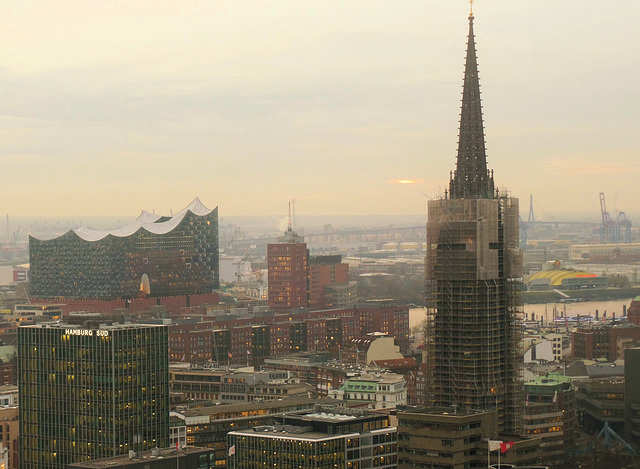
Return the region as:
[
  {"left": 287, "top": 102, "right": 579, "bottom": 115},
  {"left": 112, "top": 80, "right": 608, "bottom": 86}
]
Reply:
[
  {"left": 29, "top": 206, "right": 219, "bottom": 300},
  {"left": 18, "top": 324, "right": 170, "bottom": 469}
]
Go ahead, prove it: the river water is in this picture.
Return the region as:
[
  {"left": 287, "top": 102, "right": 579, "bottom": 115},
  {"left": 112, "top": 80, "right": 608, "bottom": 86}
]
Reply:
[{"left": 409, "top": 298, "right": 636, "bottom": 330}]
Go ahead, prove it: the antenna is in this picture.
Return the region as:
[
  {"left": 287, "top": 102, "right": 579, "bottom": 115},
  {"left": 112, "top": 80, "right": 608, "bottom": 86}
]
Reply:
[
  {"left": 288, "top": 202, "right": 292, "bottom": 232},
  {"left": 469, "top": 0, "right": 474, "bottom": 17},
  {"left": 292, "top": 198, "right": 296, "bottom": 228}
]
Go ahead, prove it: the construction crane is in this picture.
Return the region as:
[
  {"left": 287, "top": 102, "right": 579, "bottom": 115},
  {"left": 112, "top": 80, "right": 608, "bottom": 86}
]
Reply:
[
  {"left": 617, "top": 212, "right": 633, "bottom": 243},
  {"left": 600, "top": 192, "right": 633, "bottom": 244}
]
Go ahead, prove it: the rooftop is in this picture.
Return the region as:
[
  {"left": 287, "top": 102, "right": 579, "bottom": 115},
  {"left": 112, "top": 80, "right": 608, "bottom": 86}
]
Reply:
[
  {"left": 179, "top": 397, "right": 316, "bottom": 418},
  {"left": 68, "top": 446, "right": 213, "bottom": 468},
  {"left": 229, "top": 426, "right": 355, "bottom": 441},
  {"left": 33, "top": 198, "right": 214, "bottom": 242},
  {"left": 20, "top": 322, "right": 165, "bottom": 331}
]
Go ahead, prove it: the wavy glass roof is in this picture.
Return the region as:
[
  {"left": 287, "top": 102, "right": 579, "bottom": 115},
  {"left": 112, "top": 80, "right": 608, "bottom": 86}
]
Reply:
[{"left": 35, "top": 198, "right": 214, "bottom": 242}]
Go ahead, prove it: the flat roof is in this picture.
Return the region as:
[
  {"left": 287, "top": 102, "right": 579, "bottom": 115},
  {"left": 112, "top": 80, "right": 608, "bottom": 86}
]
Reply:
[
  {"left": 397, "top": 406, "right": 495, "bottom": 417},
  {"left": 19, "top": 322, "right": 166, "bottom": 330},
  {"left": 68, "top": 447, "right": 213, "bottom": 468},
  {"left": 229, "top": 428, "right": 359, "bottom": 442},
  {"left": 180, "top": 397, "right": 316, "bottom": 417}
]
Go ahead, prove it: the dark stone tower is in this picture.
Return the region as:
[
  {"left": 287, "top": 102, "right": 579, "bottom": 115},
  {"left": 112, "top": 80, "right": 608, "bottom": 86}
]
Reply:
[
  {"left": 425, "top": 11, "right": 523, "bottom": 435},
  {"left": 448, "top": 13, "right": 495, "bottom": 200}
]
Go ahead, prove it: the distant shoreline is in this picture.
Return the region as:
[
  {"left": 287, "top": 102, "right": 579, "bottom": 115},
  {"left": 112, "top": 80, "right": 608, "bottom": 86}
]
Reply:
[{"left": 523, "top": 287, "right": 639, "bottom": 305}]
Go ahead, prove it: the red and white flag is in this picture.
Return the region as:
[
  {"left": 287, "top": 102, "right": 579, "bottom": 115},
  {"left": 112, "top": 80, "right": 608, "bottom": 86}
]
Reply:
[
  {"left": 228, "top": 445, "right": 236, "bottom": 456},
  {"left": 500, "top": 441, "right": 514, "bottom": 453}
]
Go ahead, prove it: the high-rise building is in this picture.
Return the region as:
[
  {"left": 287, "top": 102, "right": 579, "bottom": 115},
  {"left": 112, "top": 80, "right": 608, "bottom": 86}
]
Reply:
[
  {"left": 18, "top": 323, "right": 169, "bottom": 469},
  {"left": 29, "top": 198, "right": 219, "bottom": 301},
  {"left": 267, "top": 227, "right": 309, "bottom": 312},
  {"left": 425, "top": 11, "right": 524, "bottom": 434}
]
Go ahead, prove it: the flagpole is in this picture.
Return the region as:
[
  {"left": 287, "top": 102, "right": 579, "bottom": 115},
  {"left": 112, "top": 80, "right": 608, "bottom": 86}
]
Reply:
[{"left": 487, "top": 440, "right": 490, "bottom": 469}]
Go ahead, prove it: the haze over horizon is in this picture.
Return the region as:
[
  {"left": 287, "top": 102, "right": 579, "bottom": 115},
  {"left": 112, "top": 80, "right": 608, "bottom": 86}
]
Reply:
[{"left": 1, "top": 1, "right": 638, "bottom": 219}]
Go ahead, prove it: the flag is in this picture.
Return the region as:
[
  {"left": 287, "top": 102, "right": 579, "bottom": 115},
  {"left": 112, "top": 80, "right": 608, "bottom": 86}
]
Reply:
[
  {"left": 247, "top": 349, "right": 251, "bottom": 355},
  {"left": 525, "top": 394, "right": 530, "bottom": 406},
  {"left": 228, "top": 445, "right": 236, "bottom": 456},
  {"left": 181, "top": 355, "right": 186, "bottom": 362},
  {"left": 228, "top": 351, "right": 233, "bottom": 359},
  {"left": 488, "top": 440, "right": 502, "bottom": 452},
  {"left": 553, "top": 390, "right": 558, "bottom": 403},
  {"left": 500, "top": 441, "right": 514, "bottom": 453}
]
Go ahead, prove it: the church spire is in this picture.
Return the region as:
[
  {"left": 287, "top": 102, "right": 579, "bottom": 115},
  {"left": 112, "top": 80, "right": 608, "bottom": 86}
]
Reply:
[{"left": 449, "top": 12, "right": 495, "bottom": 199}]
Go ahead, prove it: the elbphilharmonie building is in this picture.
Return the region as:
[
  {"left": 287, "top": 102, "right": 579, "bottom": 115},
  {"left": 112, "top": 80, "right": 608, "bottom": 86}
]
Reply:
[{"left": 29, "top": 198, "right": 219, "bottom": 300}]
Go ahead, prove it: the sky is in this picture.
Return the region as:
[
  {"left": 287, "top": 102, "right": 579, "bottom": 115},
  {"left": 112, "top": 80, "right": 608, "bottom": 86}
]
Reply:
[{"left": 0, "top": 0, "right": 638, "bottom": 221}]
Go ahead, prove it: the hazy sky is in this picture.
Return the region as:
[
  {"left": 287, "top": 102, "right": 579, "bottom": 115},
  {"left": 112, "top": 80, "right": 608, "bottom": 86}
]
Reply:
[{"left": 0, "top": 1, "right": 638, "bottom": 220}]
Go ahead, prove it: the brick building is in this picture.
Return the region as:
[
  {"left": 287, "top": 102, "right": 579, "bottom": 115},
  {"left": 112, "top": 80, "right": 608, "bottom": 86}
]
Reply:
[
  {"left": 309, "top": 255, "right": 356, "bottom": 309},
  {"left": 267, "top": 228, "right": 309, "bottom": 312},
  {"left": 572, "top": 325, "right": 640, "bottom": 360},
  {"left": 169, "top": 304, "right": 410, "bottom": 365}
]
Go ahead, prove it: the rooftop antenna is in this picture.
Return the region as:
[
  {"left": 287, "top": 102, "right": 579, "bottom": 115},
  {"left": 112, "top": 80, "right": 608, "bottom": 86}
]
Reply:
[
  {"left": 287, "top": 201, "right": 293, "bottom": 232},
  {"left": 469, "top": 0, "right": 474, "bottom": 17},
  {"left": 292, "top": 198, "right": 296, "bottom": 228}
]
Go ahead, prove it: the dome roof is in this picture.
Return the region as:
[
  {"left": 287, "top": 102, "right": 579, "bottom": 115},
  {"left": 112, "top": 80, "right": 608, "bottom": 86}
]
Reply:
[{"left": 528, "top": 269, "right": 597, "bottom": 286}]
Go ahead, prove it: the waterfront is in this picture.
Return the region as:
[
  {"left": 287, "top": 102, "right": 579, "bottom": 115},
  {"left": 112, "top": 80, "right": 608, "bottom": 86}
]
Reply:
[{"left": 409, "top": 297, "right": 636, "bottom": 330}]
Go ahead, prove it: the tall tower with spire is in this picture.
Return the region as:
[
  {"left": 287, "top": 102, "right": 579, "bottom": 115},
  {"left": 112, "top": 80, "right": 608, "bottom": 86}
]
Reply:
[{"left": 425, "top": 10, "right": 524, "bottom": 435}]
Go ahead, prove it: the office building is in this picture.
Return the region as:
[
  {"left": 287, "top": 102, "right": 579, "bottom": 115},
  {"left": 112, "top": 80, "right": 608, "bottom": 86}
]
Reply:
[
  {"left": 18, "top": 323, "right": 169, "bottom": 469},
  {"left": 267, "top": 226, "right": 309, "bottom": 312},
  {"left": 29, "top": 198, "right": 218, "bottom": 301},
  {"left": 524, "top": 374, "right": 577, "bottom": 461},
  {"left": 424, "top": 10, "right": 523, "bottom": 434},
  {"left": 575, "top": 377, "right": 625, "bottom": 434},
  {"left": 228, "top": 410, "right": 397, "bottom": 469},
  {"left": 397, "top": 408, "right": 541, "bottom": 469},
  {"left": 174, "top": 397, "right": 317, "bottom": 467}
]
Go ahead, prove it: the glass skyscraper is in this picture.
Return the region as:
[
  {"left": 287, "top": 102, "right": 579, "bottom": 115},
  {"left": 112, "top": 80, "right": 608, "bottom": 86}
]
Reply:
[{"left": 18, "top": 323, "right": 169, "bottom": 469}]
